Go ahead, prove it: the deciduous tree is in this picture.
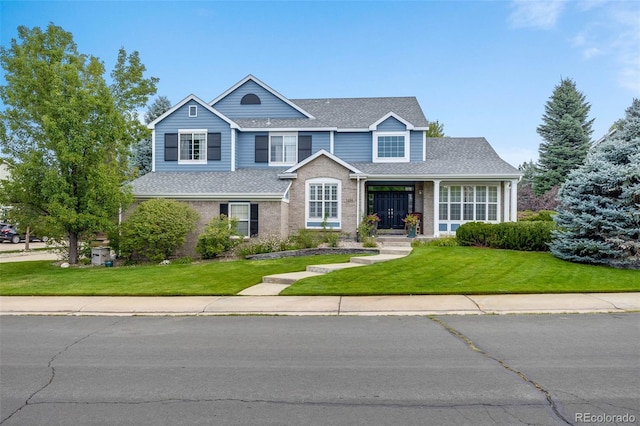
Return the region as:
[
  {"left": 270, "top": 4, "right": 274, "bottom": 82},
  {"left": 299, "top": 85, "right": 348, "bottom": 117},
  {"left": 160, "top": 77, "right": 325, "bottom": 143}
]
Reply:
[{"left": 0, "top": 24, "right": 158, "bottom": 264}]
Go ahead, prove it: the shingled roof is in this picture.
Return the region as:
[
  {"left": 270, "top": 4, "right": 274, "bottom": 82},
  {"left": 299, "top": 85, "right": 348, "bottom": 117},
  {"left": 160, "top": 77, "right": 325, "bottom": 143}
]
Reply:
[
  {"left": 232, "top": 97, "right": 429, "bottom": 130},
  {"left": 353, "top": 138, "right": 520, "bottom": 178},
  {"left": 130, "top": 169, "right": 290, "bottom": 199}
]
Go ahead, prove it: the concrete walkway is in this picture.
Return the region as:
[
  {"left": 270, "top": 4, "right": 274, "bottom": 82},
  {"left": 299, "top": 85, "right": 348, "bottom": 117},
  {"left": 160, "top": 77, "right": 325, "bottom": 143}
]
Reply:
[{"left": 1, "top": 293, "right": 639, "bottom": 316}]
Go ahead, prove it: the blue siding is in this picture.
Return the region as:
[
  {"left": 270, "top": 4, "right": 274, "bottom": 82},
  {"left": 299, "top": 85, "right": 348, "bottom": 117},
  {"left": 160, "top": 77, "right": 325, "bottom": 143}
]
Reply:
[
  {"left": 155, "top": 100, "right": 232, "bottom": 172},
  {"left": 376, "top": 116, "right": 407, "bottom": 132},
  {"left": 302, "top": 132, "right": 330, "bottom": 154},
  {"left": 213, "top": 80, "right": 306, "bottom": 119},
  {"left": 236, "top": 131, "right": 269, "bottom": 169},
  {"left": 410, "top": 131, "right": 424, "bottom": 162},
  {"left": 334, "top": 132, "right": 372, "bottom": 162},
  {"left": 236, "top": 131, "right": 331, "bottom": 169}
]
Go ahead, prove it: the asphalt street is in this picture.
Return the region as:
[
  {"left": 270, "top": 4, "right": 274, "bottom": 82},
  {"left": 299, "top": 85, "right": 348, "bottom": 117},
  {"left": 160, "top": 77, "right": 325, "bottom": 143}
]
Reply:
[{"left": 1, "top": 314, "right": 638, "bottom": 426}]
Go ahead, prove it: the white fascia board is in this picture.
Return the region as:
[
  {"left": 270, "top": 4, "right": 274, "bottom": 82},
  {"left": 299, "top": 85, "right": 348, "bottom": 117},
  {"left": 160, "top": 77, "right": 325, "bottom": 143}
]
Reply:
[
  {"left": 147, "top": 94, "right": 239, "bottom": 130},
  {"left": 369, "top": 112, "right": 414, "bottom": 131},
  {"left": 283, "top": 149, "right": 364, "bottom": 175},
  {"left": 362, "top": 173, "right": 522, "bottom": 181},
  {"left": 134, "top": 193, "right": 287, "bottom": 201},
  {"left": 239, "top": 127, "right": 337, "bottom": 132},
  {"left": 209, "top": 74, "right": 315, "bottom": 119},
  {"left": 335, "top": 128, "right": 370, "bottom": 132}
]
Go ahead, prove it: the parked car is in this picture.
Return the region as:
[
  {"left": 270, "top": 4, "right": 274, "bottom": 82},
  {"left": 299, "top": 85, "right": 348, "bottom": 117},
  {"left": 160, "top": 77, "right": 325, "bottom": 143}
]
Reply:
[{"left": 0, "top": 223, "right": 49, "bottom": 244}]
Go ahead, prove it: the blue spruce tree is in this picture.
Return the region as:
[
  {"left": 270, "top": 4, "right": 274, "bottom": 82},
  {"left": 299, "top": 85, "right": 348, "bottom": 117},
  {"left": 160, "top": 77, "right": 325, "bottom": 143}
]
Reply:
[{"left": 550, "top": 99, "right": 640, "bottom": 269}]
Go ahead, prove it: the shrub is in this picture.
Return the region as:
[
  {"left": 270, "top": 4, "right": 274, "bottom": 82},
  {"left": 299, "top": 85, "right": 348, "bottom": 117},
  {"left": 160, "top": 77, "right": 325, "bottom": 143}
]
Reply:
[
  {"left": 120, "top": 199, "right": 199, "bottom": 263},
  {"left": 292, "top": 228, "right": 320, "bottom": 249},
  {"left": 519, "top": 210, "right": 556, "bottom": 222},
  {"left": 196, "top": 215, "right": 242, "bottom": 259},
  {"left": 361, "top": 236, "right": 378, "bottom": 248},
  {"left": 455, "top": 222, "right": 494, "bottom": 247},
  {"left": 456, "top": 221, "right": 555, "bottom": 251},
  {"left": 235, "top": 234, "right": 293, "bottom": 258}
]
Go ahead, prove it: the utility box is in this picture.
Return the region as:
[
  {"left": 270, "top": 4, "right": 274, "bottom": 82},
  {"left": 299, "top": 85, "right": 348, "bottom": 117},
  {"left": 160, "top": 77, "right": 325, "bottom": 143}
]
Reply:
[{"left": 91, "top": 247, "right": 111, "bottom": 266}]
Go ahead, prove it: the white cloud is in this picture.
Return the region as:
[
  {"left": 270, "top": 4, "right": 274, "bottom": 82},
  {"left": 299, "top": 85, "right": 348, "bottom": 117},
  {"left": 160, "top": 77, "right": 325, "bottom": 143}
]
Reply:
[
  {"left": 509, "top": 0, "right": 566, "bottom": 30},
  {"left": 510, "top": 0, "right": 640, "bottom": 95}
]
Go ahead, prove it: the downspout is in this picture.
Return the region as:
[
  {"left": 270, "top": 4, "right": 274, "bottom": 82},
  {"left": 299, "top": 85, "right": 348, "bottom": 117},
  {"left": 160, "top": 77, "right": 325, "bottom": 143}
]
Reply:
[{"left": 356, "top": 175, "right": 360, "bottom": 232}]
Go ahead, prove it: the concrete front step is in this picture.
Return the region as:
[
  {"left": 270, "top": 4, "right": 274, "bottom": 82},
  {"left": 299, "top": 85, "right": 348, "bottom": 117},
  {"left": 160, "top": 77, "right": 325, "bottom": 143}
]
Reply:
[
  {"left": 376, "top": 236, "right": 412, "bottom": 244},
  {"left": 238, "top": 283, "right": 291, "bottom": 296},
  {"left": 262, "top": 270, "right": 322, "bottom": 285},
  {"left": 307, "top": 263, "right": 364, "bottom": 274},
  {"left": 350, "top": 254, "right": 407, "bottom": 265},
  {"left": 379, "top": 247, "right": 413, "bottom": 256}
]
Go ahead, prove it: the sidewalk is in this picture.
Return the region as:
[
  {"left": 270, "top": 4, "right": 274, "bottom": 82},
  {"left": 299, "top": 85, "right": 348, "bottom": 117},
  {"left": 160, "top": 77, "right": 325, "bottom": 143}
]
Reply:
[{"left": 1, "top": 293, "right": 639, "bottom": 316}]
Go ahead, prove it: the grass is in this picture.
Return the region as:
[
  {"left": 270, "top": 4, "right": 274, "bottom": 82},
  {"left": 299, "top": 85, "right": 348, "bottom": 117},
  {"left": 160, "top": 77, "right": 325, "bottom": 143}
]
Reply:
[
  {"left": 281, "top": 246, "right": 640, "bottom": 295},
  {"left": 0, "top": 254, "right": 354, "bottom": 296},
  {"left": 1, "top": 247, "right": 638, "bottom": 296}
]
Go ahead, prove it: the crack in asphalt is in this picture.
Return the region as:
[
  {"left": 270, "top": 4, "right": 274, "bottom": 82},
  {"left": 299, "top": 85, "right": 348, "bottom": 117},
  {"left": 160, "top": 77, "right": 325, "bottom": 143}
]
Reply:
[
  {"left": 0, "top": 318, "right": 126, "bottom": 425},
  {"left": 429, "top": 316, "right": 573, "bottom": 426}
]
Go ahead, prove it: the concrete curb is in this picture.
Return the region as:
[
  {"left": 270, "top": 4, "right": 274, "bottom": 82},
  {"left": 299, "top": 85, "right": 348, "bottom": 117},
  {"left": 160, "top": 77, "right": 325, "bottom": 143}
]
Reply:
[{"left": 1, "top": 293, "right": 638, "bottom": 317}]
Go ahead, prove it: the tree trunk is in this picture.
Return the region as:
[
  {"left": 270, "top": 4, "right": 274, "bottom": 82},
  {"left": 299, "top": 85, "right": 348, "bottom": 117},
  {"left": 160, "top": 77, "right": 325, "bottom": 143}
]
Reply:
[
  {"left": 24, "top": 226, "right": 31, "bottom": 251},
  {"left": 68, "top": 231, "right": 79, "bottom": 264}
]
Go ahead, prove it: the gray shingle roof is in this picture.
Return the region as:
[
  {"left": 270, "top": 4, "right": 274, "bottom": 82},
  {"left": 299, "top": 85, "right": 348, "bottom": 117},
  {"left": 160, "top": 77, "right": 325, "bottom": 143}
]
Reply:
[
  {"left": 130, "top": 169, "right": 290, "bottom": 198},
  {"left": 353, "top": 138, "right": 521, "bottom": 177},
  {"left": 131, "top": 138, "right": 520, "bottom": 198},
  {"left": 232, "top": 97, "right": 429, "bottom": 130}
]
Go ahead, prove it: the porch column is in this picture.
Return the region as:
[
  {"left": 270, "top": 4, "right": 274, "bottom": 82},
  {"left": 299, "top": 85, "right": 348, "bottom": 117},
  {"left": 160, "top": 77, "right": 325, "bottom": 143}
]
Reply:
[
  {"left": 502, "top": 181, "right": 510, "bottom": 222},
  {"left": 433, "top": 179, "right": 440, "bottom": 237},
  {"left": 510, "top": 179, "right": 518, "bottom": 221}
]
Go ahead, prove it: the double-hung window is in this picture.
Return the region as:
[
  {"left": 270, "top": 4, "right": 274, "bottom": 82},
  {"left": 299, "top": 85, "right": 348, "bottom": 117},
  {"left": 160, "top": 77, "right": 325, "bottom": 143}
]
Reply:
[
  {"left": 179, "top": 130, "right": 207, "bottom": 164},
  {"left": 229, "top": 203, "right": 250, "bottom": 237},
  {"left": 306, "top": 178, "right": 341, "bottom": 229},
  {"left": 270, "top": 133, "right": 297, "bottom": 165},
  {"left": 373, "top": 131, "right": 410, "bottom": 162}
]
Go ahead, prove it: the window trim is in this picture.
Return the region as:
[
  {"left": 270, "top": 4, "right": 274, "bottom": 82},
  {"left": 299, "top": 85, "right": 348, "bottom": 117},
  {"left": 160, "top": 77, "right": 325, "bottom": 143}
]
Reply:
[
  {"left": 228, "top": 202, "right": 251, "bottom": 237},
  {"left": 188, "top": 105, "right": 197, "bottom": 117},
  {"left": 269, "top": 132, "right": 298, "bottom": 166},
  {"left": 438, "top": 184, "right": 500, "bottom": 232},
  {"left": 178, "top": 129, "right": 207, "bottom": 164},
  {"left": 305, "top": 178, "right": 341, "bottom": 229},
  {"left": 373, "top": 131, "right": 410, "bottom": 163}
]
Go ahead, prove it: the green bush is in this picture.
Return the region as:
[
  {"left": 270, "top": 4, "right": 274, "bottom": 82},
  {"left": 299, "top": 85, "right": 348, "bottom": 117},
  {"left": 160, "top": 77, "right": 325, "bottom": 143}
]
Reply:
[
  {"left": 292, "top": 228, "right": 320, "bottom": 249},
  {"left": 120, "top": 199, "right": 199, "bottom": 263},
  {"left": 235, "top": 234, "right": 293, "bottom": 258},
  {"left": 455, "top": 222, "right": 494, "bottom": 247},
  {"left": 196, "top": 215, "right": 242, "bottom": 259},
  {"left": 519, "top": 210, "right": 556, "bottom": 222},
  {"left": 456, "top": 221, "right": 555, "bottom": 251}
]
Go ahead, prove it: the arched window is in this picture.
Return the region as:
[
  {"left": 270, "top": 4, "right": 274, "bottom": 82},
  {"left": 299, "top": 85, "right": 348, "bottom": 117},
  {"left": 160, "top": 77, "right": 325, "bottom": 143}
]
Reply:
[{"left": 240, "top": 93, "right": 261, "bottom": 105}]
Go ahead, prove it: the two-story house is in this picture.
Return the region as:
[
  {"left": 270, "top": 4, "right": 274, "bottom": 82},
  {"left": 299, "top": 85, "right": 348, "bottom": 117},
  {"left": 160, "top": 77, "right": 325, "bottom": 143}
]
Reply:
[{"left": 130, "top": 75, "right": 521, "bottom": 248}]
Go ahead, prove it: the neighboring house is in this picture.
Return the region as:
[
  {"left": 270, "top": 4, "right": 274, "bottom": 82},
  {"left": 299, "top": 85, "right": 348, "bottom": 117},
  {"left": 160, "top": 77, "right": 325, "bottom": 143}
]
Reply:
[{"left": 130, "top": 75, "right": 520, "bottom": 249}]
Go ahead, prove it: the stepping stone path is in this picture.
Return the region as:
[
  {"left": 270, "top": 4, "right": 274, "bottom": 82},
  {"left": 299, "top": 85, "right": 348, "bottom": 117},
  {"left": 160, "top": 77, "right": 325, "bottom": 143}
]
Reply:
[{"left": 238, "top": 237, "right": 413, "bottom": 296}]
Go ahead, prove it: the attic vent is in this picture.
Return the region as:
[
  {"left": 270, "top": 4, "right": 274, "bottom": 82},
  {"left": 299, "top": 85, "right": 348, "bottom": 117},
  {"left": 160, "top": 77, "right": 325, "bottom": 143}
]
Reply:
[{"left": 241, "top": 93, "right": 261, "bottom": 105}]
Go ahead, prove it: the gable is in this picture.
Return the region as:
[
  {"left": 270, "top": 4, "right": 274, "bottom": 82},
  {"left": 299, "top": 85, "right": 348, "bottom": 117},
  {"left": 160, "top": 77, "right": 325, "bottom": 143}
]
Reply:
[
  {"left": 211, "top": 76, "right": 311, "bottom": 119},
  {"left": 372, "top": 115, "right": 409, "bottom": 131}
]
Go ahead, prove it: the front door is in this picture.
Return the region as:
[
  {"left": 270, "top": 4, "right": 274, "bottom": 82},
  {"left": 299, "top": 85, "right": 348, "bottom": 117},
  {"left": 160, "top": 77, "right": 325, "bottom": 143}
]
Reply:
[{"left": 371, "top": 191, "right": 410, "bottom": 229}]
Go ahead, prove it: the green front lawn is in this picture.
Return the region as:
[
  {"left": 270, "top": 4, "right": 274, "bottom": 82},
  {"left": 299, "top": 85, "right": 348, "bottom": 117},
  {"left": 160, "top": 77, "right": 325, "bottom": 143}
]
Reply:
[
  {"left": 282, "top": 246, "right": 640, "bottom": 295},
  {"left": 0, "top": 254, "right": 354, "bottom": 296},
  {"left": 1, "top": 247, "right": 638, "bottom": 296}
]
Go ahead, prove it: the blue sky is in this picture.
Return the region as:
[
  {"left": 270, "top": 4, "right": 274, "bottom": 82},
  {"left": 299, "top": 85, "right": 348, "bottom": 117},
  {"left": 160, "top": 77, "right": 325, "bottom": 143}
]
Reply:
[{"left": 2, "top": 0, "right": 639, "bottom": 167}]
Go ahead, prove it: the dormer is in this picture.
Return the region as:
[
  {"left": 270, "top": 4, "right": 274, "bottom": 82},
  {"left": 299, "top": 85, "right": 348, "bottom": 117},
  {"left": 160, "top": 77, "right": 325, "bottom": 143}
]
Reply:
[{"left": 369, "top": 112, "right": 414, "bottom": 163}]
